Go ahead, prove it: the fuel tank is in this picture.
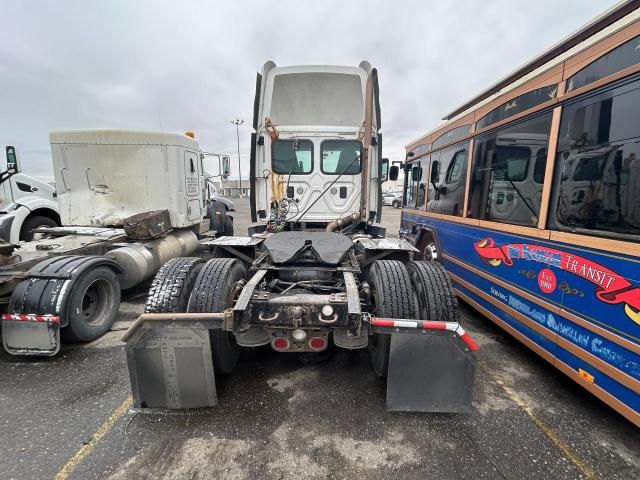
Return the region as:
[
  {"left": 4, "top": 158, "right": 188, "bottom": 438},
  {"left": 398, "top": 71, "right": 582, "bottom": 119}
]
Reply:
[{"left": 107, "top": 230, "right": 199, "bottom": 289}]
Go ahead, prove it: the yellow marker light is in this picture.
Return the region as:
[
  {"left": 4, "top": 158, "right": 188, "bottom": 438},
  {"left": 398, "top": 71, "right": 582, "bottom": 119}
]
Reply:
[
  {"left": 578, "top": 368, "right": 594, "bottom": 383},
  {"left": 185, "top": 131, "right": 195, "bottom": 138}
]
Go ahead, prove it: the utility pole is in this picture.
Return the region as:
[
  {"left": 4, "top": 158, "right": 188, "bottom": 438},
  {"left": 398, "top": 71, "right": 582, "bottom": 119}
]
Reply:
[{"left": 230, "top": 119, "right": 244, "bottom": 197}]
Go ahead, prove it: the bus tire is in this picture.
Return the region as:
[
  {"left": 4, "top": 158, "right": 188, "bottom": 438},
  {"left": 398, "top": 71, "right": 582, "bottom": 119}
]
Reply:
[
  {"left": 144, "top": 257, "right": 204, "bottom": 313},
  {"left": 406, "top": 261, "right": 460, "bottom": 322},
  {"left": 63, "top": 266, "right": 121, "bottom": 342},
  {"left": 367, "top": 260, "right": 417, "bottom": 378},
  {"left": 188, "top": 258, "right": 246, "bottom": 375}
]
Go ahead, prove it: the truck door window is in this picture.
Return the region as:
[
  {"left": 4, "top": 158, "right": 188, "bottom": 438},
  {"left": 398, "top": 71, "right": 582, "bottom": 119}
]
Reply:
[
  {"left": 321, "top": 140, "right": 362, "bottom": 174},
  {"left": 272, "top": 140, "right": 313, "bottom": 174}
]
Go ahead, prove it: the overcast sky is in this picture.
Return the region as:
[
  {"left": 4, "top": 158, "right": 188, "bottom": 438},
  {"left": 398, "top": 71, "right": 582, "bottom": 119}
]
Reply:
[{"left": 0, "top": 0, "right": 615, "bottom": 181}]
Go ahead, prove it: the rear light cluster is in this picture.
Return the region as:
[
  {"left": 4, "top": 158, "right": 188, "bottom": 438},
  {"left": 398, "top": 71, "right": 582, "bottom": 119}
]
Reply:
[{"left": 270, "top": 335, "right": 327, "bottom": 352}]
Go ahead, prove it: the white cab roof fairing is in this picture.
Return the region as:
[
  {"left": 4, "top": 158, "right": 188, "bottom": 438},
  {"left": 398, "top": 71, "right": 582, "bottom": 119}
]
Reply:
[
  {"left": 49, "top": 129, "right": 199, "bottom": 150},
  {"left": 258, "top": 64, "right": 371, "bottom": 131}
]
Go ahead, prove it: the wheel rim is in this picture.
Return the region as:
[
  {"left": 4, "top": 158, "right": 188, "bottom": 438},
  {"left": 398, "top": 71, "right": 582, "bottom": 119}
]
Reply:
[
  {"left": 423, "top": 242, "right": 438, "bottom": 261},
  {"left": 80, "top": 279, "right": 113, "bottom": 326}
]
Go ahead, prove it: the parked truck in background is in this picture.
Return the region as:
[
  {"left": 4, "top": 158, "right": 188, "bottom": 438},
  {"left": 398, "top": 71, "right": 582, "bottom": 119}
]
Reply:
[
  {"left": 0, "top": 146, "right": 60, "bottom": 242},
  {"left": 1, "top": 130, "right": 232, "bottom": 356}
]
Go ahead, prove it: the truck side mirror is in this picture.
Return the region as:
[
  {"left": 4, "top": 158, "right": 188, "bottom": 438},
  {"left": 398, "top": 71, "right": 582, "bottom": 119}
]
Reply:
[
  {"left": 5, "top": 146, "right": 19, "bottom": 173},
  {"left": 430, "top": 160, "right": 440, "bottom": 184},
  {"left": 380, "top": 158, "right": 389, "bottom": 182},
  {"left": 222, "top": 156, "right": 231, "bottom": 179},
  {"left": 389, "top": 165, "right": 399, "bottom": 181}
]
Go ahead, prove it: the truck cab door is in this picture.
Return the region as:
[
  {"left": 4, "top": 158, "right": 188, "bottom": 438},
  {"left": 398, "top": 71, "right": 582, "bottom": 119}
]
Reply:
[
  {"left": 0, "top": 150, "right": 14, "bottom": 212},
  {"left": 184, "top": 151, "right": 202, "bottom": 222}
]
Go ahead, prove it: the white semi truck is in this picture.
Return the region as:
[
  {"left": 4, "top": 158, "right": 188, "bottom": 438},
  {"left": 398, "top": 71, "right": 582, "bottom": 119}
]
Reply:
[
  {"left": 1, "top": 130, "right": 232, "bottom": 356},
  {"left": 122, "top": 62, "right": 478, "bottom": 414},
  {"left": 0, "top": 146, "right": 60, "bottom": 242}
]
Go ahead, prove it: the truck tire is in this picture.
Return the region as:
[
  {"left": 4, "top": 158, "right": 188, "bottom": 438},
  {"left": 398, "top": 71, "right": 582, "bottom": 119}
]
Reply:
[
  {"left": 188, "top": 258, "right": 246, "bottom": 374},
  {"left": 63, "top": 267, "right": 121, "bottom": 341},
  {"left": 222, "top": 215, "right": 234, "bottom": 236},
  {"left": 9, "top": 255, "right": 123, "bottom": 343},
  {"left": 144, "top": 257, "right": 204, "bottom": 313},
  {"left": 20, "top": 215, "right": 58, "bottom": 241},
  {"left": 407, "top": 261, "right": 460, "bottom": 323},
  {"left": 367, "top": 260, "right": 417, "bottom": 378}
]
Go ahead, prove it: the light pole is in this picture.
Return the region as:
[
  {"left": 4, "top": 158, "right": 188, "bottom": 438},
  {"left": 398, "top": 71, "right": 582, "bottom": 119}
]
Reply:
[{"left": 230, "top": 119, "right": 244, "bottom": 197}]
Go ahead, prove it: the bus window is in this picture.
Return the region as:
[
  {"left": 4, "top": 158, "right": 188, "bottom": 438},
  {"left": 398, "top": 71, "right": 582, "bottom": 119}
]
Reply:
[
  {"left": 427, "top": 142, "right": 468, "bottom": 216},
  {"left": 552, "top": 77, "right": 640, "bottom": 238},
  {"left": 468, "top": 112, "right": 552, "bottom": 226}
]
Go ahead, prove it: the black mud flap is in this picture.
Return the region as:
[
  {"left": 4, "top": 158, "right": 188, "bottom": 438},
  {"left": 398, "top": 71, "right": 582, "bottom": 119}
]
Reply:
[
  {"left": 2, "top": 314, "right": 61, "bottom": 356},
  {"left": 123, "top": 313, "right": 226, "bottom": 409},
  {"left": 372, "top": 318, "right": 477, "bottom": 413}
]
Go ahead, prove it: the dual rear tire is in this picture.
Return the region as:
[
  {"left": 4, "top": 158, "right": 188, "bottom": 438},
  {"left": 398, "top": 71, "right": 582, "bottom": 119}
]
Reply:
[
  {"left": 367, "top": 260, "right": 459, "bottom": 378},
  {"left": 144, "top": 256, "right": 246, "bottom": 374}
]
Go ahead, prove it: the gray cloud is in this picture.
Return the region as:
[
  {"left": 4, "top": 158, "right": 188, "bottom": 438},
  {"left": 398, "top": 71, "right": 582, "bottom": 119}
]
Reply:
[{"left": 0, "top": 0, "right": 614, "bottom": 181}]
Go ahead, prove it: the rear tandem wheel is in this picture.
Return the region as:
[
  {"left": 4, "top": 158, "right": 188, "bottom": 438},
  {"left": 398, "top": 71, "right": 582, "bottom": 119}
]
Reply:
[
  {"left": 367, "top": 260, "right": 417, "bottom": 378},
  {"left": 144, "top": 257, "right": 204, "bottom": 313},
  {"left": 188, "top": 258, "right": 247, "bottom": 374},
  {"left": 406, "top": 261, "right": 460, "bottom": 323}
]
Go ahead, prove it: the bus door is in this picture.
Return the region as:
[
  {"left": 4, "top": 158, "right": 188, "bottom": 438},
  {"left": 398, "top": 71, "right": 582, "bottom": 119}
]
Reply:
[
  {"left": 401, "top": 156, "right": 428, "bottom": 235},
  {"left": 427, "top": 144, "right": 468, "bottom": 216}
]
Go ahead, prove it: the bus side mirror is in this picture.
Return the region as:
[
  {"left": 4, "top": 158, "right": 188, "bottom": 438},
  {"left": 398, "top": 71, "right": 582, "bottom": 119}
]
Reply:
[
  {"left": 389, "top": 165, "right": 399, "bottom": 181},
  {"left": 222, "top": 156, "right": 231, "bottom": 179},
  {"left": 5, "top": 146, "right": 19, "bottom": 173},
  {"left": 430, "top": 160, "right": 440, "bottom": 184},
  {"left": 380, "top": 158, "right": 389, "bottom": 182}
]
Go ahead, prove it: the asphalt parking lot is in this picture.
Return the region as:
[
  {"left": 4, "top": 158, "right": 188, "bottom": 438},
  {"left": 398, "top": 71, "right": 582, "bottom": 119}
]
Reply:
[{"left": 1, "top": 200, "right": 639, "bottom": 480}]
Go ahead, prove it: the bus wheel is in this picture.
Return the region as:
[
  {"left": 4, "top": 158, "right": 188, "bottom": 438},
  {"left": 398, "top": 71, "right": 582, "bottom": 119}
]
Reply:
[
  {"left": 188, "top": 258, "right": 246, "bottom": 374},
  {"left": 367, "top": 260, "right": 417, "bottom": 378},
  {"left": 422, "top": 241, "right": 438, "bottom": 261},
  {"left": 406, "top": 261, "right": 460, "bottom": 322}
]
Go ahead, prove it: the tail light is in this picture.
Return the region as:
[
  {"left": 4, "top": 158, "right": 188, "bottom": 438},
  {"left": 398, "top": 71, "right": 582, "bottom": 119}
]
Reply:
[
  {"left": 272, "top": 337, "right": 290, "bottom": 351},
  {"left": 309, "top": 337, "right": 326, "bottom": 351}
]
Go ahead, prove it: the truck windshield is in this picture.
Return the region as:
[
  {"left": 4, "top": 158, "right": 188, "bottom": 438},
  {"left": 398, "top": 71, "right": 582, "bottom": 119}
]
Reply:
[
  {"left": 272, "top": 140, "right": 313, "bottom": 174},
  {"left": 321, "top": 140, "right": 362, "bottom": 174}
]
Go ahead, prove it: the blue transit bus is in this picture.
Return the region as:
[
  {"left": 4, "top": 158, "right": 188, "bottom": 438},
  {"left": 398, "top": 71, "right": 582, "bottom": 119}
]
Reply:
[{"left": 400, "top": 4, "right": 640, "bottom": 426}]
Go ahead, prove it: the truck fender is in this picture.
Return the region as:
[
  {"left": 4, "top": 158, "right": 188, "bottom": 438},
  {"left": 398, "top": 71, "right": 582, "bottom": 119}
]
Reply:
[{"left": 8, "top": 255, "right": 124, "bottom": 328}]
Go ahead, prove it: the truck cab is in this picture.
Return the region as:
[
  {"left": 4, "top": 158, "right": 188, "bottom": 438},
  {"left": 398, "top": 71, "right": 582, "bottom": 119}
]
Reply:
[
  {"left": 250, "top": 62, "right": 387, "bottom": 227},
  {"left": 0, "top": 146, "right": 60, "bottom": 242}
]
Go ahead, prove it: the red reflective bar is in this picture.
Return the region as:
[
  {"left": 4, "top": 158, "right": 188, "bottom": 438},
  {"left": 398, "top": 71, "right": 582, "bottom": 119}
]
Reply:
[
  {"left": 370, "top": 318, "right": 396, "bottom": 328},
  {"left": 2, "top": 313, "right": 60, "bottom": 324},
  {"left": 420, "top": 321, "right": 447, "bottom": 330},
  {"left": 456, "top": 326, "right": 479, "bottom": 352}
]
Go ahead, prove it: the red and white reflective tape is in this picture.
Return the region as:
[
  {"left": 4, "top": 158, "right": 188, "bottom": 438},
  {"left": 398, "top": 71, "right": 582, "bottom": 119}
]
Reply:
[
  {"left": 2, "top": 313, "right": 60, "bottom": 324},
  {"left": 370, "top": 317, "right": 479, "bottom": 352}
]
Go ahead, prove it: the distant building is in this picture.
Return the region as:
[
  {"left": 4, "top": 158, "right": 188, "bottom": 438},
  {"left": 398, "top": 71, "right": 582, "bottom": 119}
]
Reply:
[{"left": 216, "top": 180, "right": 250, "bottom": 198}]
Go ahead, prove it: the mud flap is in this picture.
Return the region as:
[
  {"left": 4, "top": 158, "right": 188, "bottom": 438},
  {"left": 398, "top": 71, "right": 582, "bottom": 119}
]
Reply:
[
  {"left": 371, "top": 318, "right": 477, "bottom": 413},
  {"left": 123, "top": 312, "right": 227, "bottom": 409},
  {"left": 387, "top": 332, "right": 475, "bottom": 413},
  {"left": 2, "top": 315, "right": 61, "bottom": 356}
]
